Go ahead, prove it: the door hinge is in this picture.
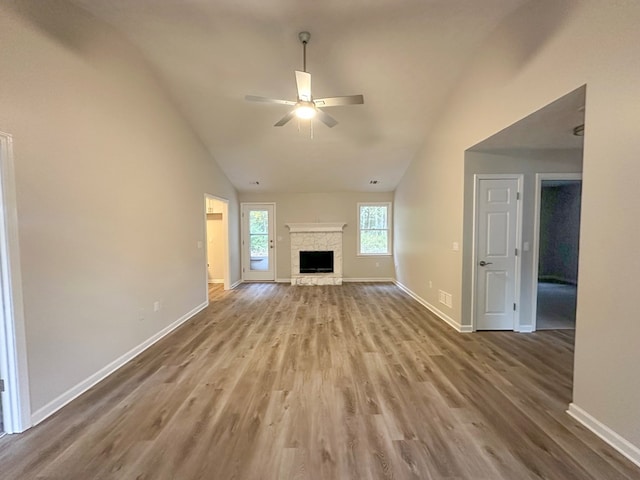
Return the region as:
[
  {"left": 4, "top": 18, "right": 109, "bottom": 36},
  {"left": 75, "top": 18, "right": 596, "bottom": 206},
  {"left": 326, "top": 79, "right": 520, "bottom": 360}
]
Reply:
[
  {"left": 0, "top": 379, "right": 4, "bottom": 392},
  {"left": 513, "top": 303, "right": 517, "bottom": 311},
  {"left": 242, "top": 268, "right": 245, "bottom": 273},
  {"left": 516, "top": 191, "right": 520, "bottom": 200},
  {"left": 515, "top": 248, "right": 518, "bottom": 256}
]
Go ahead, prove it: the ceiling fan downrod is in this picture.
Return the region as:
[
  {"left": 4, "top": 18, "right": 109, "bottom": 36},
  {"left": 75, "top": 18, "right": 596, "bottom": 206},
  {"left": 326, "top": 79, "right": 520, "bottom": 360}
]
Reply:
[{"left": 299, "top": 31, "right": 310, "bottom": 72}]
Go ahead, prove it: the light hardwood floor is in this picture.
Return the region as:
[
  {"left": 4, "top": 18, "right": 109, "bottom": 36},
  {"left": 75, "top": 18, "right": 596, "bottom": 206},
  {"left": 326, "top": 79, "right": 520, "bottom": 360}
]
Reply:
[{"left": 1, "top": 283, "right": 639, "bottom": 479}]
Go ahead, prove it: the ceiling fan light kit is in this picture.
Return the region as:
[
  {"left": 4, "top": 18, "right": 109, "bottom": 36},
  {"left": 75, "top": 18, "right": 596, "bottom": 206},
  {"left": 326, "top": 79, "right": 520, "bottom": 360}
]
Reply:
[
  {"left": 245, "top": 31, "right": 364, "bottom": 129},
  {"left": 295, "top": 102, "right": 316, "bottom": 119}
]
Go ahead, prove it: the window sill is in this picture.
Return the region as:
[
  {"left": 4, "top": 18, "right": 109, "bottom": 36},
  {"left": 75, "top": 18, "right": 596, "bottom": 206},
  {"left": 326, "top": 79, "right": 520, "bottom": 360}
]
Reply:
[{"left": 357, "top": 253, "right": 393, "bottom": 257}]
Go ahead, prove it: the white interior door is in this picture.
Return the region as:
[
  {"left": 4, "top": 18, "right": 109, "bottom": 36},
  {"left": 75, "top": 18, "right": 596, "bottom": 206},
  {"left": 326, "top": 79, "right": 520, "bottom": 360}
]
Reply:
[
  {"left": 475, "top": 177, "right": 520, "bottom": 330},
  {"left": 242, "top": 203, "right": 275, "bottom": 281}
]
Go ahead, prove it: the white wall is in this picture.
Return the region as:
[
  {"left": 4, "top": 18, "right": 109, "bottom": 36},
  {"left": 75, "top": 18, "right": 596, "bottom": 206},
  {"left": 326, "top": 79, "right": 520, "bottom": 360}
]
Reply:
[
  {"left": 0, "top": 1, "right": 240, "bottom": 418},
  {"left": 239, "top": 192, "right": 395, "bottom": 281},
  {"left": 395, "top": 0, "right": 640, "bottom": 452}
]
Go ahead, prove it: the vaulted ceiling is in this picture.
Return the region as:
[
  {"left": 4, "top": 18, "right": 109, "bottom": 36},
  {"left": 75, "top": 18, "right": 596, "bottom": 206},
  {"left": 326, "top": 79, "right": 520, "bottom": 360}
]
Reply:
[{"left": 69, "top": 0, "right": 530, "bottom": 192}]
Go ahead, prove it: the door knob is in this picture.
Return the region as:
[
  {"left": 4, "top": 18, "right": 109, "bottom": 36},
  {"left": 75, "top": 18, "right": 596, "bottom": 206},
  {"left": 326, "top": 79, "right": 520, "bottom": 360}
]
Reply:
[{"left": 479, "top": 260, "right": 493, "bottom": 266}]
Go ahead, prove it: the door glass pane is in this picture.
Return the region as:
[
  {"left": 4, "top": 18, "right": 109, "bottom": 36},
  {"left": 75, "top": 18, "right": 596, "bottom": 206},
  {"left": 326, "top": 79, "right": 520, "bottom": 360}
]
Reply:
[{"left": 249, "top": 210, "right": 269, "bottom": 271}]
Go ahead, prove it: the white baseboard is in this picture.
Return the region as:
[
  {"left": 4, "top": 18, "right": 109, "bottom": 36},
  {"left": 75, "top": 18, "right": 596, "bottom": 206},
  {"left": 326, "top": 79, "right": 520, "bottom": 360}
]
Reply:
[
  {"left": 276, "top": 278, "right": 291, "bottom": 283},
  {"left": 208, "top": 279, "right": 224, "bottom": 284},
  {"left": 30, "top": 301, "right": 208, "bottom": 426},
  {"left": 230, "top": 279, "right": 242, "bottom": 289},
  {"left": 518, "top": 325, "right": 534, "bottom": 333},
  {"left": 343, "top": 277, "right": 395, "bottom": 283},
  {"left": 567, "top": 403, "right": 640, "bottom": 468},
  {"left": 394, "top": 281, "right": 472, "bottom": 333}
]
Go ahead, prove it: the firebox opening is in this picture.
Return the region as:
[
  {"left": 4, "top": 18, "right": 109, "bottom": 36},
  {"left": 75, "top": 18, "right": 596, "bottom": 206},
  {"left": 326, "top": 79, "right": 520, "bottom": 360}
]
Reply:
[{"left": 300, "top": 251, "right": 334, "bottom": 273}]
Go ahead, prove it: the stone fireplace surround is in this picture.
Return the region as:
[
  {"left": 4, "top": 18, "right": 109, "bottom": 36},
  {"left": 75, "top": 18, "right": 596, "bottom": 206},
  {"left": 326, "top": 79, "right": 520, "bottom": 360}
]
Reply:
[{"left": 286, "top": 223, "right": 346, "bottom": 285}]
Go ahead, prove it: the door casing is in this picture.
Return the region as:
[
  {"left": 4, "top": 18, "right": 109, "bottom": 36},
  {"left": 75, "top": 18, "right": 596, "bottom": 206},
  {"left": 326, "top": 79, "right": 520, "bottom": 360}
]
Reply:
[
  {"left": 0, "top": 131, "right": 31, "bottom": 433},
  {"left": 471, "top": 174, "right": 524, "bottom": 331}
]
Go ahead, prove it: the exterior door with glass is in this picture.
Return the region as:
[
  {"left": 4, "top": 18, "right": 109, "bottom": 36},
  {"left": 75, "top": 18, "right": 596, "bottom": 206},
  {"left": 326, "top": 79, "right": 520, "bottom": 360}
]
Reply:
[{"left": 241, "top": 203, "right": 275, "bottom": 281}]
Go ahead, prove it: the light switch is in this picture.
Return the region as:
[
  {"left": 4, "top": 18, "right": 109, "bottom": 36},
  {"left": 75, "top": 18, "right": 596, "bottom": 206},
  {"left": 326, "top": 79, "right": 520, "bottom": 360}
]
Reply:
[
  {"left": 523, "top": 241, "right": 530, "bottom": 251},
  {"left": 452, "top": 242, "right": 459, "bottom": 251},
  {"left": 197, "top": 241, "right": 203, "bottom": 249}
]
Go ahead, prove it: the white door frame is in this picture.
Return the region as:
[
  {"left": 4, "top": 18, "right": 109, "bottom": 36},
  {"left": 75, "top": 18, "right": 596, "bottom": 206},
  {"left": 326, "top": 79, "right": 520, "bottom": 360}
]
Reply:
[
  {"left": 204, "top": 194, "right": 230, "bottom": 292},
  {"left": 531, "top": 173, "right": 582, "bottom": 331},
  {"left": 471, "top": 174, "right": 524, "bottom": 332},
  {"left": 0, "top": 132, "right": 31, "bottom": 433},
  {"left": 240, "top": 202, "right": 276, "bottom": 282}
]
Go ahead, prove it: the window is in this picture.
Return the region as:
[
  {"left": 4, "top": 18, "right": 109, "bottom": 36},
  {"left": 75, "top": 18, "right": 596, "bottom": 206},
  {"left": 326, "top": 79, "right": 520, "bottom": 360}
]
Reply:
[{"left": 358, "top": 202, "right": 392, "bottom": 255}]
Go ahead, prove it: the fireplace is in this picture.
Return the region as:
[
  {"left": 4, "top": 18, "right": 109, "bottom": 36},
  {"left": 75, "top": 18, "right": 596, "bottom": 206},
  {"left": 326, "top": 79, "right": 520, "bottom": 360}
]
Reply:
[
  {"left": 300, "top": 251, "right": 334, "bottom": 273},
  {"left": 286, "top": 222, "right": 346, "bottom": 285}
]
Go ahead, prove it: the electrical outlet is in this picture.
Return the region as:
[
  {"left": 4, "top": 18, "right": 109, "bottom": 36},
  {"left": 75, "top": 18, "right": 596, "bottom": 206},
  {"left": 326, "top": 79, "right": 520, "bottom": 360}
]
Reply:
[
  {"left": 429, "top": 281, "right": 433, "bottom": 288},
  {"left": 153, "top": 301, "right": 161, "bottom": 312}
]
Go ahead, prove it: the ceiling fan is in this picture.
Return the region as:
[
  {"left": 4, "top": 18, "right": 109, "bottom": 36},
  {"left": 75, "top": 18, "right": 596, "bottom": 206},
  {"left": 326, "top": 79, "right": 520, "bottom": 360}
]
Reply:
[{"left": 245, "top": 31, "right": 364, "bottom": 128}]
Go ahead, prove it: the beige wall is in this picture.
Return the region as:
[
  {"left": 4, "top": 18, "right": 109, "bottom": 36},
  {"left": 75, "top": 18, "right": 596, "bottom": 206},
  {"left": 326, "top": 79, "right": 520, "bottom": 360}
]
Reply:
[
  {"left": 239, "top": 192, "right": 395, "bottom": 281},
  {"left": 0, "top": 2, "right": 240, "bottom": 416},
  {"left": 395, "top": 0, "right": 640, "bottom": 449}
]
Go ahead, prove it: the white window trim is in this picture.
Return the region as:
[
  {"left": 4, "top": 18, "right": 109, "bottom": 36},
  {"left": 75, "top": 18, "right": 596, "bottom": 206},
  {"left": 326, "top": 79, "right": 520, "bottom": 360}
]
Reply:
[{"left": 357, "top": 202, "right": 393, "bottom": 256}]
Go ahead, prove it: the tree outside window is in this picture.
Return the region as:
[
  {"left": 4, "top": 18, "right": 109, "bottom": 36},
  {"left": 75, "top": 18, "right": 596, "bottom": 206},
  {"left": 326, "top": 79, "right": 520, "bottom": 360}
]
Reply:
[
  {"left": 358, "top": 203, "right": 392, "bottom": 255},
  {"left": 249, "top": 210, "right": 269, "bottom": 257}
]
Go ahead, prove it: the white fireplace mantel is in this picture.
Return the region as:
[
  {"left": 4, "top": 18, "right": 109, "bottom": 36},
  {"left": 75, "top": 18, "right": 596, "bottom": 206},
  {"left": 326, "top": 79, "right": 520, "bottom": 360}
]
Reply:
[{"left": 286, "top": 222, "right": 346, "bottom": 233}]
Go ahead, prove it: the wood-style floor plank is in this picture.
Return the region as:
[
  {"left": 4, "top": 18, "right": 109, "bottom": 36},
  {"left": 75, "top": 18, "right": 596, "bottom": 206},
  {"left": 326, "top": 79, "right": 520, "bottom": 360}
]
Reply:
[{"left": 1, "top": 283, "right": 639, "bottom": 480}]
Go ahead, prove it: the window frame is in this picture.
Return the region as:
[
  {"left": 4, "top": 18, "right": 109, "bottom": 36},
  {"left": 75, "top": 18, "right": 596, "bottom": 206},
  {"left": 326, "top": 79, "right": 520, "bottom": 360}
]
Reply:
[{"left": 357, "top": 202, "right": 393, "bottom": 256}]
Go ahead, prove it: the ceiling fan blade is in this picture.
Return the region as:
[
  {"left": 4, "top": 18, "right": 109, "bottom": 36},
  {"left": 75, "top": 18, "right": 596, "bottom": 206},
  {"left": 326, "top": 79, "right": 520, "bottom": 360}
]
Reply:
[
  {"left": 245, "top": 95, "right": 296, "bottom": 106},
  {"left": 295, "top": 71, "right": 312, "bottom": 101},
  {"left": 314, "top": 95, "right": 364, "bottom": 107},
  {"left": 316, "top": 109, "right": 338, "bottom": 128},
  {"left": 274, "top": 110, "right": 297, "bottom": 127}
]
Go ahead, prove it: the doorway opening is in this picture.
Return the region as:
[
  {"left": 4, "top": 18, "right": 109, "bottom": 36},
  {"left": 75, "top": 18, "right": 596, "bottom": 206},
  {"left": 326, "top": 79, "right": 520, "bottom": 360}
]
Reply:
[
  {"left": 204, "top": 195, "right": 230, "bottom": 302},
  {"left": 532, "top": 175, "right": 582, "bottom": 330}
]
